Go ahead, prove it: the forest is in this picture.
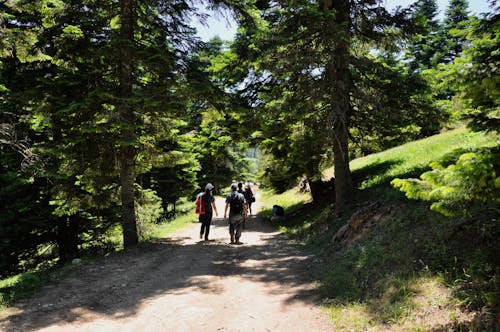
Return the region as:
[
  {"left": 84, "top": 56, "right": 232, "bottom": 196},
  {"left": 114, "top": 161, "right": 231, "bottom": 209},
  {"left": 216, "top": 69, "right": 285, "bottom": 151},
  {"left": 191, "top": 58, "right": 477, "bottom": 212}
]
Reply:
[{"left": 0, "top": 0, "right": 498, "bottom": 328}]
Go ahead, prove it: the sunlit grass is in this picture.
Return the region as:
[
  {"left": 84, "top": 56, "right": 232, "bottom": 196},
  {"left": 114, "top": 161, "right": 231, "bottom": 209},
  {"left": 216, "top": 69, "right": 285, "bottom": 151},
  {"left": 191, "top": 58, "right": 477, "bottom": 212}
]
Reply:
[
  {"left": 0, "top": 264, "right": 74, "bottom": 310},
  {"left": 149, "top": 199, "right": 196, "bottom": 239},
  {"left": 257, "top": 187, "right": 311, "bottom": 219},
  {"left": 325, "top": 275, "right": 461, "bottom": 331},
  {"left": 323, "top": 127, "right": 497, "bottom": 188}
]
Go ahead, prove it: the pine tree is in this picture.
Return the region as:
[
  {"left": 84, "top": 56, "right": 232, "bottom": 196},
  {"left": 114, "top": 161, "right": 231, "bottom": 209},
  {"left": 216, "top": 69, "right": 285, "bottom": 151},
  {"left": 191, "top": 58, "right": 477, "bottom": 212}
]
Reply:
[
  {"left": 406, "top": 0, "right": 441, "bottom": 71},
  {"left": 442, "top": 0, "right": 470, "bottom": 62},
  {"left": 0, "top": 0, "right": 254, "bottom": 272},
  {"left": 118, "top": 0, "right": 139, "bottom": 247},
  {"left": 232, "top": 0, "right": 441, "bottom": 214}
]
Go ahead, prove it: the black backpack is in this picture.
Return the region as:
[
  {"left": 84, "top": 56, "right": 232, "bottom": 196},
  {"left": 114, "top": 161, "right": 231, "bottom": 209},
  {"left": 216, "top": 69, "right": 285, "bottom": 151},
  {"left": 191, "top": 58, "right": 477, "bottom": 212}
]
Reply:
[{"left": 230, "top": 193, "right": 243, "bottom": 214}]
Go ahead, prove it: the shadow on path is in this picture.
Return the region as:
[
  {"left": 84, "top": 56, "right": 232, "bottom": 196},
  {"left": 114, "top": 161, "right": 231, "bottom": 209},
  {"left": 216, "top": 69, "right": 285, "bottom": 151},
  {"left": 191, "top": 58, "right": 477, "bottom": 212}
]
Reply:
[{"left": 1, "top": 214, "right": 322, "bottom": 331}]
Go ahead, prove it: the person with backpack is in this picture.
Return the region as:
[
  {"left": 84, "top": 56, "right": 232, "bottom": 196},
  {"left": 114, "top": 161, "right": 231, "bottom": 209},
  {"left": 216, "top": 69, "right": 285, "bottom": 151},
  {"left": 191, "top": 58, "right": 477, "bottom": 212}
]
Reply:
[
  {"left": 237, "top": 182, "right": 249, "bottom": 228},
  {"left": 195, "top": 183, "right": 218, "bottom": 241},
  {"left": 243, "top": 184, "right": 255, "bottom": 216},
  {"left": 224, "top": 183, "right": 247, "bottom": 244}
]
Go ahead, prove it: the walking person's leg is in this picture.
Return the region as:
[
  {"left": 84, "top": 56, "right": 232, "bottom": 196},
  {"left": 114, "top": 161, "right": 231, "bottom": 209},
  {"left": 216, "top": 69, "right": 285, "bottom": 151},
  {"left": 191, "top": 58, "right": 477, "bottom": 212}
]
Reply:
[
  {"left": 229, "top": 221, "right": 235, "bottom": 243},
  {"left": 234, "top": 214, "right": 244, "bottom": 244},
  {"left": 200, "top": 215, "right": 205, "bottom": 239},
  {"left": 204, "top": 213, "right": 212, "bottom": 241}
]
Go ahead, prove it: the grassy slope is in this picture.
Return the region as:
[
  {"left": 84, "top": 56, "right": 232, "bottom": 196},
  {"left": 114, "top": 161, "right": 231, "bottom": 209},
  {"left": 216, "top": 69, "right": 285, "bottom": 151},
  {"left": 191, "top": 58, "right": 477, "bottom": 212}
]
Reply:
[{"left": 262, "top": 127, "right": 499, "bottom": 331}]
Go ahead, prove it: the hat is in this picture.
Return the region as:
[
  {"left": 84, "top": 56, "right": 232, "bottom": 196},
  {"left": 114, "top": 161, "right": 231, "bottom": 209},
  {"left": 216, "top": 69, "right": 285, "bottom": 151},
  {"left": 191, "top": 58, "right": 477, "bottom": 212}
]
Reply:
[
  {"left": 205, "top": 183, "right": 214, "bottom": 191},
  {"left": 230, "top": 183, "right": 238, "bottom": 190}
]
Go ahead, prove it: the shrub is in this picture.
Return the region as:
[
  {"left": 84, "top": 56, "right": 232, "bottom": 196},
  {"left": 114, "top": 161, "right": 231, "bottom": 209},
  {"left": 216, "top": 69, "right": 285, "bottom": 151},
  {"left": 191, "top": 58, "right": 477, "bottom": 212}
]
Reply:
[{"left": 392, "top": 147, "right": 499, "bottom": 218}]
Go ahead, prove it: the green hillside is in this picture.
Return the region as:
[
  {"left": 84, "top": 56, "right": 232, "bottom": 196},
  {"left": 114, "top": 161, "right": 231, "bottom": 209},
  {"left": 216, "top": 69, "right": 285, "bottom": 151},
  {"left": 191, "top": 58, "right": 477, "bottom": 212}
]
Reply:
[{"left": 262, "top": 127, "right": 499, "bottom": 331}]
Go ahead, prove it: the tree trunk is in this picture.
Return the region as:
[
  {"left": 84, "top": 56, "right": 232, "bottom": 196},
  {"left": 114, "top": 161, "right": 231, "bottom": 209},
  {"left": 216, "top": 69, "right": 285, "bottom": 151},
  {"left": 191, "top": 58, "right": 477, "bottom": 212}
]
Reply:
[
  {"left": 119, "top": 0, "right": 138, "bottom": 247},
  {"left": 308, "top": 177, "right": 323, "bottom": 203},
  {"left": 330, "top": 0, "right": 352, "bottom": 216}
]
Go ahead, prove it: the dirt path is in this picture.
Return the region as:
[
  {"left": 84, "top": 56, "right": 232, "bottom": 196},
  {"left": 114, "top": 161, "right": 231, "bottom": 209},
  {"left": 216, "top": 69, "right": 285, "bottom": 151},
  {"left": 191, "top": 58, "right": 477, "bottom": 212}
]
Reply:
[{"left": 0, "top": 195, "right": 332, "bottom": 332}]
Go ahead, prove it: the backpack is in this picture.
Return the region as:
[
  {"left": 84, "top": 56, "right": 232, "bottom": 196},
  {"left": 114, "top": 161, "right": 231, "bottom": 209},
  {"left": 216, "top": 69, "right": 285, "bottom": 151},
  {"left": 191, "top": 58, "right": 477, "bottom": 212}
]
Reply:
[
  {"left": 244, "top": 190, "right": 255, "bottom": 203},
  {"left": 229, "top": 193, "right": 243, "bottom": 214},
  {"left": 195, "top": 194, "right": 206, "bottom": 215}
]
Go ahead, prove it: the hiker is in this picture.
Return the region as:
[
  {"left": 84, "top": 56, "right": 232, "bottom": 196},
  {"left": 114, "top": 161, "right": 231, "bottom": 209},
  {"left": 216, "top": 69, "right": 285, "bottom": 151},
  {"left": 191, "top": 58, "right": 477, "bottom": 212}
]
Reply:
[
  {"left": 243, "top": 184, "right": 255, "bottom": 216},
  {"left": 196, "top": 183, "right": 218, "bottom": 241},
  {"left": 237, "top": 182, "right": 249, "bottom": 228},
  {"left": 224, "top": 183, "right": 247, "bottom": 244},
  {"left": 270, "top": 204, "right": 285, "bottom": 222}
]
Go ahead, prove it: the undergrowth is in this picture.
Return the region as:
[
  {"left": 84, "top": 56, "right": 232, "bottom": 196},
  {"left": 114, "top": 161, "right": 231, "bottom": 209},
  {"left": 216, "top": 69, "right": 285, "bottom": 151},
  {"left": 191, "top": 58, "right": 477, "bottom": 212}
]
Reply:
[{"left": 266, "top": 127, "right": 499, "bottom": 331}]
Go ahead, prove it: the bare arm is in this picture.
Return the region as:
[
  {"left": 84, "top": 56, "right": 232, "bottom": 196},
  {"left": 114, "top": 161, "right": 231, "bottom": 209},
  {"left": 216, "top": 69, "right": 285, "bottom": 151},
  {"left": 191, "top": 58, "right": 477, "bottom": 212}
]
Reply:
[
  {"left": 212, "top": 200, "right": 218, "bottom": 217},
  {"left": 224, "top": 202, "right": 229, "bottom": 219}
]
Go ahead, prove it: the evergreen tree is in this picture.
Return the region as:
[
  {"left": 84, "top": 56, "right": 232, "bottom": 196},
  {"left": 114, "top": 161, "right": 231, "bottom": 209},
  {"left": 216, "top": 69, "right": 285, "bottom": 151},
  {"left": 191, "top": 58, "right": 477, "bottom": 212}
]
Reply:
[
  {"left": 406, "top": 0, "right": 441, "bottom": 70},
  {"left": 441, "top": 0, "right": 470, "bottom": 63},
  {"left": 232, "top": 0, "right": 441, "bottom": 213},
  {"left": 0, "top": 0, "right": 254, "bottom": 272},
  {"left": 455, "top": 11, "right": 499, "bottom": 132},
  {"left": 118, "top": 0, "right": 138, "bottom": 247},
  {"left": 393, "top": 8, "right": 499, "bottom": 224}
]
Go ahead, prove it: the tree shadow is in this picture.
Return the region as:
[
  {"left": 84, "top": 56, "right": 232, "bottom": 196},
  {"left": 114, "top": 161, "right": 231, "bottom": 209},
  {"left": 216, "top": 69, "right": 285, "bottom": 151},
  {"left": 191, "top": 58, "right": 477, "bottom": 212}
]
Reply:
[
  {"left": 0, "top": 216, "right": 322, "bottom": 331},
  {"left": 351, "top": 159, "right": 403, "bottom": 187},
  {"left": 307, "top": 187, "right": 500, "bottom": 330}
]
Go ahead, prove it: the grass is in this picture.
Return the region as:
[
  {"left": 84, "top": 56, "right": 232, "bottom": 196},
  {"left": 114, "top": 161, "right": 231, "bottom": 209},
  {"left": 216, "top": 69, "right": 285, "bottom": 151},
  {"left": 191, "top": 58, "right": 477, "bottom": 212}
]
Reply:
[
  {"left": 258, "top": 187, "right": 312, "bottom": 218},
  {"left": 256, "top": 187, "right": 321, "bottom": 237},
  {"left": 324, "top": 127, "right": 497, "bottom": 188},
  {"left": 0, "top": 263, "right": 75, "bottom": 311},
  {"left": 327, "top": 275, "right": 462, "bottom": 331},
  {"left": 275, "top": 127, "right": 499, "bottom": 331},
  {"left": 148, "top": 199, "right": 197, "bottom": 239}
]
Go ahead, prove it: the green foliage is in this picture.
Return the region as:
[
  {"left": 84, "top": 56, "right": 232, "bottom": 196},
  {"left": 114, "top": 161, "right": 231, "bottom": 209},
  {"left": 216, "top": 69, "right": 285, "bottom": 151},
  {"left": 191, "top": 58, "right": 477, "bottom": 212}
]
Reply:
[
  {"left": 0, "top": 0, "right": 254, "bottom": 276},
  {"left": 194, "top": 108, "right": 245, "bottom": 188},
  {"left": 277, "top": 128, "right": 499, "bottom": 330},
  {"left": 135, "top": 188, "right": 164, "bottom": 239},
  {"left": 440, "top": 0, "right": 470, "bottom": 63},
  {"left": 0, "top": 263, "right": 74, "bottom": 309},
  {"left": 231, "top": 0, "right": 443, "bottom": 199},
  {"left": 392, "top": 147, "right": 500, "bottom": 217},
  {"left": 257, "top": 152, "right": 303, "bottom": 193},
  {"left": 405, "top": 0, "right": 441, "bottom": 71},
  {"left": 430, "top": 10, "right": 499, "bottom": 131}
]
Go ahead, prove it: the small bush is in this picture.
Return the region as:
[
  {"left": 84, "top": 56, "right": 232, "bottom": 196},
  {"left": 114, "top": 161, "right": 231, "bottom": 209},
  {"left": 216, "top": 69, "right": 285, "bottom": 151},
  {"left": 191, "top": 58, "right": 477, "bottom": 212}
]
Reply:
[{"left": 392, "top": 146, "right": 499, "bottom": 218}]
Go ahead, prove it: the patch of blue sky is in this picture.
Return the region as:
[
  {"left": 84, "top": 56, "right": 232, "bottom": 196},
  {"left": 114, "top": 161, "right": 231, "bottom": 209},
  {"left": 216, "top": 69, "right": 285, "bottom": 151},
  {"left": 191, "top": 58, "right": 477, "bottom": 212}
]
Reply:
[{"left": 193, "top": 0, "right": 495, "bottom": 42}]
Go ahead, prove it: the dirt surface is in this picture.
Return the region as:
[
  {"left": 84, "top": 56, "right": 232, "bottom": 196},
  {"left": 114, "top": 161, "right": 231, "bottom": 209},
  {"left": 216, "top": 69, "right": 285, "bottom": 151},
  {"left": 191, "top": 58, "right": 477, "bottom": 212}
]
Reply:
[{"left": 0, "top": 195, "right": 333, "bottom": 331}]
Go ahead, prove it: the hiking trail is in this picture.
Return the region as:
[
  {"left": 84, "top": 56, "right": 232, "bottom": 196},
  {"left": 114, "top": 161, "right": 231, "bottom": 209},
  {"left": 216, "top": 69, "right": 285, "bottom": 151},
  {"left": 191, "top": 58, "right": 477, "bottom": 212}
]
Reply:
[{"left": 0, "top": 193, "right": 332, "bottom": 331}]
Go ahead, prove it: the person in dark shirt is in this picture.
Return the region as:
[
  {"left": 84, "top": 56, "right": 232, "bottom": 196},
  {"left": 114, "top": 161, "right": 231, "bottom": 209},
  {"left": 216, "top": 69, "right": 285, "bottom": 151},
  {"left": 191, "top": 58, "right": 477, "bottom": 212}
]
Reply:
[
  {"left": 243, "top": 184, "right": 254, "bottom": 216},
  {"left": 224, "top": 183, "right": 247, "bottom": 244},
  {"left": 197, "top": 183, "right": 218, "bottom": 241}
]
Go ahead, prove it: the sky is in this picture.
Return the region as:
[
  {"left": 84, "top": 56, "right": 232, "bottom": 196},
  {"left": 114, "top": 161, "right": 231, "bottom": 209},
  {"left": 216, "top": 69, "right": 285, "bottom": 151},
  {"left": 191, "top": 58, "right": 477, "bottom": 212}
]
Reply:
[{"left": 194, "top": 0, "right": 494, "bottom": 42}]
